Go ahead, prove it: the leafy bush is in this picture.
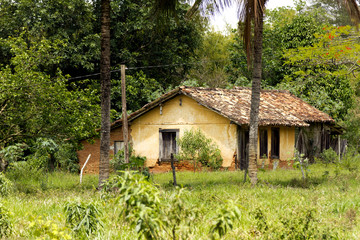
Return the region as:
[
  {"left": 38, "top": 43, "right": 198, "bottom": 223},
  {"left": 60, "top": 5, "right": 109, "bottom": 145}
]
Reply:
[
  {"left": 0, "top": 143, "right": 27, "bottom": 171},
  {"left": 209, "top": 200, "right": 241, "bottom": 239},
  {"left": 341, "top": 148, "right": 360, "bottom": 172},
  {"left": 110, "top": 147, "right": 148, "bottom": 177},
  {"left": 0, "top": 203, "right": 12, "bottom": 238},
  {"left": 6, "top": 161, "right": 43, "bottom": 181},
  {"left": 64, "top": 200, "right": 103, "bottom": 238},
  {"left": 101, "top": 172, "right": 162, "bottom": 239},
  {"left": 54, "top": 143, "right": 79, "bottom": 173},
  {"left": 177, "top": 128, "right": 223, "bottom": 171},
  {"left": 111, "top": 148, "right": 146, "bottom": 171},
  {"left": 162, "top": 189, "right": 199, "bottom": 240},
  {"left": 28, "top": 138, "right": 59, "bottom": 171},
  {"left": 6, "top": 161, "right": 44, "bottom": 193},
  {"left": 0, "top": 173, "right": 12, "bottom": 196},
  {"left": 320, "top": 148, "right": 338, "bottom": 164}
]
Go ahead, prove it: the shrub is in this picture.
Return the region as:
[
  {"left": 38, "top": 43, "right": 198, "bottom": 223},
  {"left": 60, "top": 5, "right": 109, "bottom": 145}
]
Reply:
[
  {"left": 0, "top": 204, "right": 12, "bottom": 238},
  {"left": 6, "top": 160, "right": 43, "bottom": 184},
  {"left": 54, "top": 143, "right": 79, "bottom": 173},
  {"left": 0, "top": 143, "right": 27, "bottom": 171},
  {"left": 341, "top": 148, "right": 360, "bottom": 172},
  {"left": 101, "top": 172, "right": 162, "bottom": 239},
  {"left": 110, "top": 147, "right": 148, "bottom": 176},
  {"left": 64, "top": 200, "right": 103, "bottom": 238},
  {"left": 162, "top": 188, "right": 199, "bottom": 240},
  {"left": 28, "top": 138, "right": 59, "bottom": 171},
  {"left": 0, "top": 173, "right": 12, "bottom": 196},
  {"left": 320, "top": 148, "right": 338, "bottom": 164},
  {"left": 176, "top": 128, "right": 223, "bottom": 171},
  {"left": 209, "top": 200, "right": 241, "bottom": 239}
]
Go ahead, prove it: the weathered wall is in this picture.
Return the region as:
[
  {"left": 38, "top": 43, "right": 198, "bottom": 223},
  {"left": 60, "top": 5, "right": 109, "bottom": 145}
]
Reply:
[
  {"left": 77, "top": 127, "right": 124, "bottom": 174},
  {"left": 131, "top": 95, "right": 237, "bottom": 167},
  {"left": 279, "top": 126, "right": 296, "bottom": 160}
]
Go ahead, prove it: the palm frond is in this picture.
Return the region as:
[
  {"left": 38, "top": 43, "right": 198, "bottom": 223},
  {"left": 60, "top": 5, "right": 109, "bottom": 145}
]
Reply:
[
  {"left": 238, "top": 0, "right": 267, "bottom": 67},
  {"left": 186, "top": 0, "right": 233, "bottom": 18}
]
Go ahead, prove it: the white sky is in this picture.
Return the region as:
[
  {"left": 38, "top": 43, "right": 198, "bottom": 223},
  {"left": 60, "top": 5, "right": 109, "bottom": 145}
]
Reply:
[{"left": 210, "top": 0, "right": 295, "bottom": 32}]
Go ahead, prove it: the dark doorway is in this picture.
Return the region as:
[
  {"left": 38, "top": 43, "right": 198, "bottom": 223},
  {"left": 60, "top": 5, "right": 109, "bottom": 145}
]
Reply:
[
  {"left": 159, "top": 129, "right": 179, "bottom": 161},
  {"left": 237, "top": 127, "right": 249, "bottom": 170},
  {"left": 271, "top": 127, "right": 280, "bottom": 159},
  {"left": 259, "top": 129, "right": 268, "bottom": 158}
]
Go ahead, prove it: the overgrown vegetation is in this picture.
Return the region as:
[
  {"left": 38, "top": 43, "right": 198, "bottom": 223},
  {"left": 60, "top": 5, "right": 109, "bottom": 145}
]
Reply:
[
  {"left": 0, "top": 163, "right": 359, "bottom": 239},
  {"left": 64, "top": 200, "right": 103, "bottom": 238},
  {"left": 0, "top": 203, "right": 12, "bottom": 238}
]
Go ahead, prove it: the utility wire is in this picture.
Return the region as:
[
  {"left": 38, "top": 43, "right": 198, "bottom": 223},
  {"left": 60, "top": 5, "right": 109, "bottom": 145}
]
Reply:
[{"left": 68, "top": 58, "right": 232, "bottom": 80}]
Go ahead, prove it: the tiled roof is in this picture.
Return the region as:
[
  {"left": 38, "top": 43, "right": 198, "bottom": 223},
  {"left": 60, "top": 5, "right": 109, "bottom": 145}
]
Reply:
[{"left": 112, "top": 86, "right": 334, "bottom": 128}]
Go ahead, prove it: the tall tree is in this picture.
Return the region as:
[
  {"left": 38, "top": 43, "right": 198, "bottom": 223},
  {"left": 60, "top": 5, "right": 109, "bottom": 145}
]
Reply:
[
  {"left": 99, "top": 0, "right": 111, "bottom": 188},
  {"left": 241, "top": 0, "right": 267, "bottom": 186}
]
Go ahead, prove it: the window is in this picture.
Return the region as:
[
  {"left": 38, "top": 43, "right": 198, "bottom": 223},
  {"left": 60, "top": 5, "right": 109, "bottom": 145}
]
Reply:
[
  {"left": 114, "top": 141, "right": 124, "bottom": 155},
  {"left": 259, "top": 129, "right": 268, "bottom": 158},
  {"left": 159, "top": 129, "right": 179, "bottom": 161},
  {"left": 271, "top": 128, "right": 280, "bottom": 159}
]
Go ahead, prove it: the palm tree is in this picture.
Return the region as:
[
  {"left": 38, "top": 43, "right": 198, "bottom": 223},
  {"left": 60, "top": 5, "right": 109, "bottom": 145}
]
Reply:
[
  {"left": 240, "top": 0, "right": 266, "bottom": 186},
  {"left": 99, "top": 0, "right": 111, "bottom": 188}
]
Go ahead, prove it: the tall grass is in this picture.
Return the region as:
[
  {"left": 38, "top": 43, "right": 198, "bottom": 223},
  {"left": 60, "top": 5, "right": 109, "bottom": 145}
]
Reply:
[{"left": 2, "top": 163, "right": 360, "bottom": 239}]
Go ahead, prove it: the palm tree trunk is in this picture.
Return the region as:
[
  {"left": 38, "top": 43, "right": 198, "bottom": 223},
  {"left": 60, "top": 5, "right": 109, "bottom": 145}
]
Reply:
[
  {"left": 248, "top": 10, "right": 264, "bottom": 187},
  {"left": 99, "top": 0, "right": 111, "bottom": 188}
]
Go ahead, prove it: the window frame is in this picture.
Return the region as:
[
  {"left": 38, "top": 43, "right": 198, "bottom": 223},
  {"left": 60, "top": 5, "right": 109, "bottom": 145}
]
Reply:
[
  {"left": 259, "top": 129, "right": 268, "bottom": 158},
  {"left": 159, "top": 129, "right": 179, "bottom": 162}
]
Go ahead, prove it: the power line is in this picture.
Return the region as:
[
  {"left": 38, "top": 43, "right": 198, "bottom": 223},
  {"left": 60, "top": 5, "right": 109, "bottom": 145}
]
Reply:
[{"left": 67, "top": 58, "right": 231, "bottom": 80}]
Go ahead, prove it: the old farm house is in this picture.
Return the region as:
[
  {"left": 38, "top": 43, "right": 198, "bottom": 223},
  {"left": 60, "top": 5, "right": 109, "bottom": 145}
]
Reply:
[{"left": 78, "top": 86, "right": 343, "bottom": 173}]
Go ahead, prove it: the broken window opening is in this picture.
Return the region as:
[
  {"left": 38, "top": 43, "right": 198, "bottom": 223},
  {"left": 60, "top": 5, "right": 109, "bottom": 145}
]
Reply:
[
  {"left": 271, "top": 127, "right": 280, "bottom": 159},
  {"left": 114, "top": 141, "right": 124, "bottom": 155},
  {"left": 259, "top": 129, "right": 268, "bottom": 158}
]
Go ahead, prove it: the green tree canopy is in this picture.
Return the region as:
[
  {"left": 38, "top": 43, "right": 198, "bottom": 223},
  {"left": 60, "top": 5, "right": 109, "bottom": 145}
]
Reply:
[{"left": 0, "top": 35, "right": 100, "bottom": 148}]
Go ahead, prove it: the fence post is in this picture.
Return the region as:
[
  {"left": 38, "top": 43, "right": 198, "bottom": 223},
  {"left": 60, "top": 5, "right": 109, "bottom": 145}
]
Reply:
[
  {"left": 171, "top": 153, "right": 177, "bottom": 186},
  {"left": 80, "top": 154, "right": 91, "bottom": 184}
]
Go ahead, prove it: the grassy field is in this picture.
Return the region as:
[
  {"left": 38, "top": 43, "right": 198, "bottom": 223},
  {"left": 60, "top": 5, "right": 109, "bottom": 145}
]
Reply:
[{"left": 3, "top": 164, "right": 360, "bottom": 239}]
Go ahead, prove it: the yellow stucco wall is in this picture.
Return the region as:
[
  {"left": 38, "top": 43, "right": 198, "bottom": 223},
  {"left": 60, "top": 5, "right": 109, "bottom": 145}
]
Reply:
[
  {"left": 130, "top": 95, "right": 237, "bottom": 167},
  {"left": 279, "top": 126, "right": 296, "bottom": 160},
  {"left": 257, "top": 126, "right": 295, "bottom": 165}
]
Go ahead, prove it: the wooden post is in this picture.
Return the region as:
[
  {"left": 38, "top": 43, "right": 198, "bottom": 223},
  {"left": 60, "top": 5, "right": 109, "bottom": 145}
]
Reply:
[
  {"left": 170, "top": 153, "right": 177, "bottom": 186},
  {"left": 121, "top": 65, "right": 129, "bottom": 164},
  {"left": 338, "top": 135, "right": 341, "bottom": 162}
]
